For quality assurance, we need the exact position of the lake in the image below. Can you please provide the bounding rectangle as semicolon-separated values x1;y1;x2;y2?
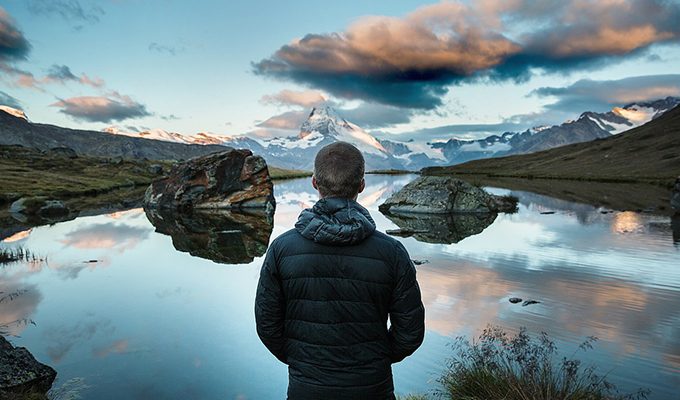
1;174;679;399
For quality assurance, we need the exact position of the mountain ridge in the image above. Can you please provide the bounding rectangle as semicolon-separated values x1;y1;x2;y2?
0;110;228;160
422;104;680;185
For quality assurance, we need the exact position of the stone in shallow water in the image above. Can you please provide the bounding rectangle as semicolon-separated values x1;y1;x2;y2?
143;149;275;212
509;297;523;304
383;212;497;244
379;176;517;214
0;336;56;395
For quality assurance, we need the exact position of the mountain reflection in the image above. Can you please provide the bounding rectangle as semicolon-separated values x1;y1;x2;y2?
382;212;497;244
144;209;273;264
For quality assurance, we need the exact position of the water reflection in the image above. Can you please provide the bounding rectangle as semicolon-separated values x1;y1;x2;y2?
144;209;273;264
0;175;679;399
382;212;497;244
0;277;41;337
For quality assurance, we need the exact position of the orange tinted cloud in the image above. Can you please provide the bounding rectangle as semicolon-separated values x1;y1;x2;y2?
254;0;680;109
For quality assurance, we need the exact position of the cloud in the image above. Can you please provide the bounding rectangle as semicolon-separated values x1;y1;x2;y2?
0;90;21;108
387;121;527;141
0;7;31;61
148;42;184;56
260;89;327;108
160;113;180;121
341;103;416;129
253;0;680;110
27;0;104;24
45;64;105;87
52;93;151;123
257;110;307;129
531;74;680;113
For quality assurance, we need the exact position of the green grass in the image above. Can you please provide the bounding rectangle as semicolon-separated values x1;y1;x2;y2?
268;166;312;180
422;326;649;400
0;145;169;204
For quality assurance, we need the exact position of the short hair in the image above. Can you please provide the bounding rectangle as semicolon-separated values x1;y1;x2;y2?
314;142;365;199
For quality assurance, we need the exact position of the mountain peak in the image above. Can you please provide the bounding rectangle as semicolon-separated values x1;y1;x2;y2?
0;105;28;121
299;104;350;139
308;104;342;121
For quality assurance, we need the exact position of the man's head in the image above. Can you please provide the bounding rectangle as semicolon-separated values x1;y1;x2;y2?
312;141;365;199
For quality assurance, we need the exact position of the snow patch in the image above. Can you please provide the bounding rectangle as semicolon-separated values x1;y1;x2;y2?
0;105;27;120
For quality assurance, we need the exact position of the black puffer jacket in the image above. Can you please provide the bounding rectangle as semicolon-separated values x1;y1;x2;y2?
255;197;425;400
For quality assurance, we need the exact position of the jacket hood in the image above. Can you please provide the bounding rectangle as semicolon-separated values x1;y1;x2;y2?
295;197;376;245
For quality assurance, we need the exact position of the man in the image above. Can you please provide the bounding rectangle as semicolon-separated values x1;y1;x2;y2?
255;141;425;399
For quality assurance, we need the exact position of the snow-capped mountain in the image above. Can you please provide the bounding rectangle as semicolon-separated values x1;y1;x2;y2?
417;96;680;164
504;96;680;156
103;126;236;146
96;97;680;170
222;106;404;170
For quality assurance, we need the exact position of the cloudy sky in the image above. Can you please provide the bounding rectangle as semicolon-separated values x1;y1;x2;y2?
1;0;679;141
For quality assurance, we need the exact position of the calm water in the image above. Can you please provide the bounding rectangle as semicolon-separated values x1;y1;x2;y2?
1;175;679;399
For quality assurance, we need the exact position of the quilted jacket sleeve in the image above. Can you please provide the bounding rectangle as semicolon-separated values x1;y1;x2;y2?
255;244;287;363
387;242;425;363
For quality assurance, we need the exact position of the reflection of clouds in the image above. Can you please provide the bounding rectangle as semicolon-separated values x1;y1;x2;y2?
415;253;680;386
0;275;42;336
612;212;644;234
45;318;114;363
106;208;144;220
60;222;151;252
93;339;129;358
1;228;32;243
417;262;511;336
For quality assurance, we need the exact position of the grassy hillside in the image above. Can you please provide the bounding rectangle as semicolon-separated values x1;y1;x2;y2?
0;145;167;204
0;145;310;206
424;105;680;186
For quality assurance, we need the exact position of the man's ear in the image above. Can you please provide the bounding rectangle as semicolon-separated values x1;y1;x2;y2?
358;178;365;194
312;176;318;190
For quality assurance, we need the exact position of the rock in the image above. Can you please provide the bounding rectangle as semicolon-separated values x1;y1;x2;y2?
148;164;164;175
379;176;517;214
671;177;680;213
44;146;77;159
37;200;69;217
143;149;275;212
411;259;429;265
522;300;540;306
540;211;556;215
9;197;69;217
509;297;523;304
144;208;273;264
385;228;429;237
383;212;497;244
0;336;56;395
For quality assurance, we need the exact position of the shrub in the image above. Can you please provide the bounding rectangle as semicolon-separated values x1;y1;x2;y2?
437;326;649;400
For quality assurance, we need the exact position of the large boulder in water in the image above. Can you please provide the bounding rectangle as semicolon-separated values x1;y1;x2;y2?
0;336;56;396
143;149;275;212
379;176;517;214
